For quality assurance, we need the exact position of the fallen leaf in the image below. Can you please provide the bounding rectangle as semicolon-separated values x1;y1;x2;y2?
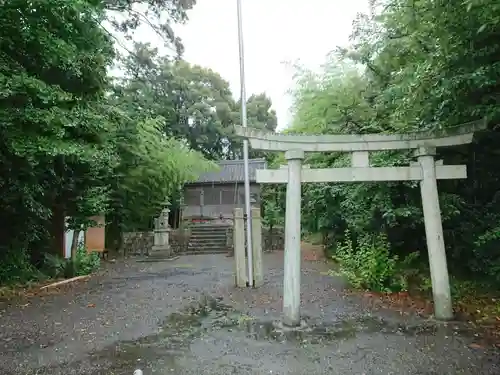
87;303;96;308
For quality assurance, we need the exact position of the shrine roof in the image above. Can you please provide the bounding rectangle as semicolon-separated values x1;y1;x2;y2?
187;158;267;185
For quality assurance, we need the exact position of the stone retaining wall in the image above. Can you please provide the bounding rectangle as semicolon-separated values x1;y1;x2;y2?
225;226;284;252
122;231;153;255
263;227;285;252
122;226;284;255
122;229;190;255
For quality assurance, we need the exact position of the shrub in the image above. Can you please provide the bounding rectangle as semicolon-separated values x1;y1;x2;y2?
73;244;101;276
332;229;410;292
0;248;42;285
43;253;69;278
43;245;100;278
472;225;500;283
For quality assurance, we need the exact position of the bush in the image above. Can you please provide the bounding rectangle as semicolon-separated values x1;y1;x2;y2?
43;245;101;279
0;248;42;285
43;253;69;279
472;225;500;283
73;245;101;276
331;229;412;292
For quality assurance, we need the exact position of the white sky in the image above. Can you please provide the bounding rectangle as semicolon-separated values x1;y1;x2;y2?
131;0;369;130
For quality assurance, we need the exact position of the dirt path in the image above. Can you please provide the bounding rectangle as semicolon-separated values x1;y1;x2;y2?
0;252;498;374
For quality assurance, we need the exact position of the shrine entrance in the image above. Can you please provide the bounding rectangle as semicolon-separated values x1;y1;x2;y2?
235;122;484;326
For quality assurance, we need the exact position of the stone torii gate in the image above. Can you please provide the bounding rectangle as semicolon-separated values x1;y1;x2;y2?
235;122;484;327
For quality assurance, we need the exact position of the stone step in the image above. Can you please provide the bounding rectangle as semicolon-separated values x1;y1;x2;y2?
189;226;231;232
189;234;228;241
189;245;227;248
187;242;228;248
190;232;227;237
188;243;228;250
189;234;227;239
188;241;227;247
190;230;229;236
189;231;228;237
189;238;227;243
185;224;231;255
189;233;229;237
189;223;232;228
179;249;229;255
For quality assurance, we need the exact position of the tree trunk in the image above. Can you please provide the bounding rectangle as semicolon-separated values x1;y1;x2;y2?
71;229;80;261
51;203;66;257
105;214;122;253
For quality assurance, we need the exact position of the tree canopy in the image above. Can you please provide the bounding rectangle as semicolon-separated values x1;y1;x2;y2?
285;0;500;287
0;0;277;283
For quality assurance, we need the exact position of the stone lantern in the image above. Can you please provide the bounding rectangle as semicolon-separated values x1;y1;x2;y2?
150;207;172;259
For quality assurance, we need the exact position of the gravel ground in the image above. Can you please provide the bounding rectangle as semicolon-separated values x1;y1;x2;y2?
0;252;498;375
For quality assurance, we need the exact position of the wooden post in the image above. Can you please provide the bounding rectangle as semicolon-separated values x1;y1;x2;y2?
251;207;263;287
233;208;246;287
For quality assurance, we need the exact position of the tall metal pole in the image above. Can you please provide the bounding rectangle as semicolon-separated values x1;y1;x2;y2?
236;0;254;286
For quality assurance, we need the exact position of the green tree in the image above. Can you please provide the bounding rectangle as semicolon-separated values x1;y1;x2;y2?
105;112;215;250
0;0;217;283
114;43;237;160
232;93;278;160
0;0;281;284
104;0;196;54
288;0;500;285
0;0;115;280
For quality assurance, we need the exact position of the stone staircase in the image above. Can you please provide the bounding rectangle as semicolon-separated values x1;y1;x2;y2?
184;223;231;255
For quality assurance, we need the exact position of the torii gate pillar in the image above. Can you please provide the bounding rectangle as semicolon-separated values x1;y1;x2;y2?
416;146;452;319
283;149;304;327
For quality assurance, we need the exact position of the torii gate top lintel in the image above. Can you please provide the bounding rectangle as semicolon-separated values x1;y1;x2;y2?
234;119;486;152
